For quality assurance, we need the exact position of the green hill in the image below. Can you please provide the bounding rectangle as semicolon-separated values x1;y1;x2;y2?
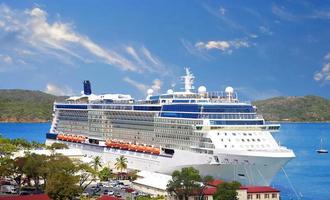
0;89;66;122
0;90;329;122
253;96;330;122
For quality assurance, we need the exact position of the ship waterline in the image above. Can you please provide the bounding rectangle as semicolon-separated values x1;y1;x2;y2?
46;68;295;186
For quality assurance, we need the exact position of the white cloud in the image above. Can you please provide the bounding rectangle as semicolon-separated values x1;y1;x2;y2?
123;77;163;94
259;26;273;36
0;55;12;64
195;39;250;54
324;52;330;61
219;7;226;15
272;4;330;22
0;4;168;74
123;77;148;94
313;72;323;81
272;5;297;22
151;79;162;93
45;83;74;96
180;38;211;60
196;41;230;51
314;57;330;83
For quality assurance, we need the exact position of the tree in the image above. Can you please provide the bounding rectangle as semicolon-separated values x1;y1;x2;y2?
167;167;202;200
46;172;81;200
213;181;241;200
91;156;102;172
22;153;47;191
98;167;113;181
47;142;68;150
115;155;127;172
77;163;97;192
127;170;138;181
0;143;17;157
10;138;32;150
115;155;128;179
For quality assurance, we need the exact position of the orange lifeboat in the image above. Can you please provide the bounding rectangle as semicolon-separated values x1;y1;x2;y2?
145;146;153;153
130;144;138;151
62;135;68;141
151;148;160;155
78;136;85;143
105;139;111;147
57;134;63;140
136;145;145;152
121;143;129;150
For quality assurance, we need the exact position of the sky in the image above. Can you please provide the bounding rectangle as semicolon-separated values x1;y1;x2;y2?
0;0;330;100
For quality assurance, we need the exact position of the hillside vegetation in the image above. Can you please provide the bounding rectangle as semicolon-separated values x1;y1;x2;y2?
0;90;329;122
0;89;66;122
253;96;330;122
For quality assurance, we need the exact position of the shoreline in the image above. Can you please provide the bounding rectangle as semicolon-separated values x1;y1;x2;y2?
1;120;330;124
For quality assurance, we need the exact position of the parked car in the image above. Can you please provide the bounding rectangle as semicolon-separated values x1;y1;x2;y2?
1;185;16;194
107;191;115;195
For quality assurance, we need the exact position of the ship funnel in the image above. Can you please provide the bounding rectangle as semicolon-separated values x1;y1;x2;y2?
83;80;92;95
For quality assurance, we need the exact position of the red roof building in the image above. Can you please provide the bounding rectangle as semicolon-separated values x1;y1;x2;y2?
188;180;280;200
0;194;50;200
97;195;123;200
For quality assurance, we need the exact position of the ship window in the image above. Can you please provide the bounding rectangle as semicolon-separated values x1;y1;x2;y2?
257;139;261;142
242;139;245;142
247;139;250;142
232;133;236;136
224;133;227;136
224;145;227;148
243;133;247;136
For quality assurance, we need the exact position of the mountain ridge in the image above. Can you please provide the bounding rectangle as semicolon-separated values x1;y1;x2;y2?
0;89;329;122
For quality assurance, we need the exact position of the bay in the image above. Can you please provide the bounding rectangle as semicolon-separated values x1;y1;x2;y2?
0;122;329;200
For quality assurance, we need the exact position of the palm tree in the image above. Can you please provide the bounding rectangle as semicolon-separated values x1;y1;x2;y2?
115;156;127;179
91;156;102;172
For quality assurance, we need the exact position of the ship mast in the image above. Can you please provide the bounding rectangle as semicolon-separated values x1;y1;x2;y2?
182;67;195;93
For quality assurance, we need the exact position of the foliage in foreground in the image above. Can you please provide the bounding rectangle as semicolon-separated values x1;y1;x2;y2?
0;136;96;200
213;181;241;200
167;167;213;200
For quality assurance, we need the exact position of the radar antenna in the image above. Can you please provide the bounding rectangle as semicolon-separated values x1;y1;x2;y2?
181;67;195;93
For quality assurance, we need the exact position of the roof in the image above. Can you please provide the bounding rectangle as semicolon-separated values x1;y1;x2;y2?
97;196;123;200
240;186;279;193
207;180;225;187
133;171;172;190
202;187;217;195
0;194;50;200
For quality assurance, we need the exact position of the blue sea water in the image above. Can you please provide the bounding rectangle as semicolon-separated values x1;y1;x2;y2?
0;122;329;200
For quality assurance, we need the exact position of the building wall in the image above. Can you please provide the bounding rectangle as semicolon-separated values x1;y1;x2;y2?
237;189;247;200
247;192;279;200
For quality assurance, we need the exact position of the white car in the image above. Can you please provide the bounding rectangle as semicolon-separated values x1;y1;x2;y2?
107;191;115;195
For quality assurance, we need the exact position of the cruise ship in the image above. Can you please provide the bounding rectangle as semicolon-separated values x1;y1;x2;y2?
46;68;295;186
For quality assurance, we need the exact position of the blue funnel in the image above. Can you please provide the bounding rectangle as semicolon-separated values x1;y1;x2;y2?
83;80;92;95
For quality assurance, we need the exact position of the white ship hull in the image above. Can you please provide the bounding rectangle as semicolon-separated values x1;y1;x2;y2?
46;139;293;186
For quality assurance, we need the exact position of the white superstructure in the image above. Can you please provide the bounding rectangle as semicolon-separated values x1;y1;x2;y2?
46;68;295;186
